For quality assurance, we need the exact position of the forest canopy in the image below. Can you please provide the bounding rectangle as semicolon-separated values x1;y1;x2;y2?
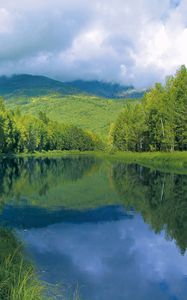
0;100;103;153
112;65;187;152
0;65;187;154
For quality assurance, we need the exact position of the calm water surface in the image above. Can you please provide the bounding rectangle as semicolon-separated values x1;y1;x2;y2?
0;156;187;300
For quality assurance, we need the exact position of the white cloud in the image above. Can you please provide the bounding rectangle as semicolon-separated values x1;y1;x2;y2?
0;8;14;33
0;0;187;87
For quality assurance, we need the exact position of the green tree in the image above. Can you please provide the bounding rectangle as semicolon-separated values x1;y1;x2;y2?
112;104;147;151
170;65;187;150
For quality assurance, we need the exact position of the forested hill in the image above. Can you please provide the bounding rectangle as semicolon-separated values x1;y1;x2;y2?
64;80;145;98
0;74;144;99
0;74;79;98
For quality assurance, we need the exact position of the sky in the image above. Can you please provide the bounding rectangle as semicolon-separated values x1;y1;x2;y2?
0;0;187;88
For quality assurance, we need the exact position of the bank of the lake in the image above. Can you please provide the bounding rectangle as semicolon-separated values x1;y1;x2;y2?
0;228;44;300
0;227;83;300
96;151;187;174
7;150;187;175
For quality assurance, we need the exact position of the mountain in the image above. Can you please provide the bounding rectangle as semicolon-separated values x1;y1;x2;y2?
0;74;79;98
0;74;145;99
65;80;145;98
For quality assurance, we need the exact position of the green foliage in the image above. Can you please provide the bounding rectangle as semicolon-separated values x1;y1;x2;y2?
112;65;187;152
2;65;187;153
112;104;147;151
0;228;44;300
0;100;104;154
0;225;83;299
92;151;187;174
0;107;20;154
6;94;133;137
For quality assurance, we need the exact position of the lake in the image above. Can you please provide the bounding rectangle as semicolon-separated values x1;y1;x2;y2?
0;156;187;300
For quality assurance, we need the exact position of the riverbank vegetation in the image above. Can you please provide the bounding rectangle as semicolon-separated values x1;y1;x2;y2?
7;150;186;174
0;227;83;299
0;228;44;300
86;151;187;174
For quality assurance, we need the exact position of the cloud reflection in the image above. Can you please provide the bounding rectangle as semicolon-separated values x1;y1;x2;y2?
18;214;187;300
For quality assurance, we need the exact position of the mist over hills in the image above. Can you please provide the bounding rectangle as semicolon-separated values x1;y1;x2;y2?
0;74;145;99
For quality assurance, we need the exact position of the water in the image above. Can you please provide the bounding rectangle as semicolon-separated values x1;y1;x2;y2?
0;156;187;300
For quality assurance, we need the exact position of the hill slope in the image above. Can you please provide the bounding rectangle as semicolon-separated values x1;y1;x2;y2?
0;74;79;98
2;74;141;137
7;94;133;137
0;74;144;99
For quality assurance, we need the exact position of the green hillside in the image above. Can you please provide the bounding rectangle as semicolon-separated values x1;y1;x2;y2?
6;94;136;137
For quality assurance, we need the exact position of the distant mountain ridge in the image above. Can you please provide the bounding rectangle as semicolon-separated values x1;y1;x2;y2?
0;74;79;98
65;80;145;98
0;74;145;99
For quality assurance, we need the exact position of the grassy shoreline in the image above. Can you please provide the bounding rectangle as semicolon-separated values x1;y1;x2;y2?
0;228;44;300
1;150;187;174
0;228;82;300
95;151;187;174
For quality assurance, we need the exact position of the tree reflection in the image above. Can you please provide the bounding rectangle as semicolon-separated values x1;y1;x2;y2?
0;156;98;206
112;163;187;254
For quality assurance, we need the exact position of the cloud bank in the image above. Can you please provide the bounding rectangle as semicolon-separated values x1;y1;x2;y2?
0;0;187;87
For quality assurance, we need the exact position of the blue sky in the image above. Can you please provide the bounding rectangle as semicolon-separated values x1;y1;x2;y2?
0;0;187;88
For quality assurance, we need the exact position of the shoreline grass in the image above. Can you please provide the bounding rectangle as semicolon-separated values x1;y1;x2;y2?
94;151;187;174
0;228;44;300
2;150;186;174
0;228;83;300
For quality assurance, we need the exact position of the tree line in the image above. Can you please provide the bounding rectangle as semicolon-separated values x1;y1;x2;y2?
112;65;187;152
0;65;186;154
0;100;103;154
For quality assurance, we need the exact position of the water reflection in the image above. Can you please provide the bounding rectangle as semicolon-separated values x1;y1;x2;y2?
112;163;187;253
0;205;131;228
0;156;99;209
0;156;187;300
18;214;187;300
